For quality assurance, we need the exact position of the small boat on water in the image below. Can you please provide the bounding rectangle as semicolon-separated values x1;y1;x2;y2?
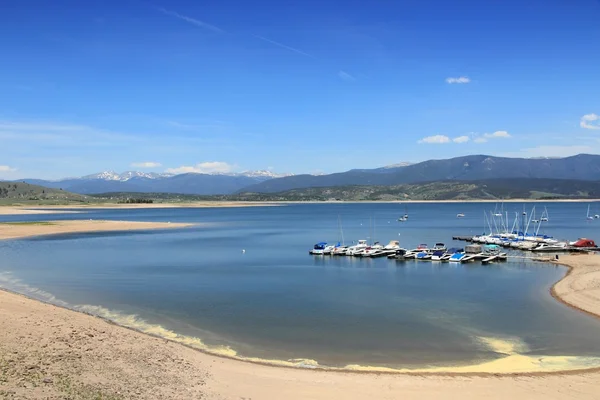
449;250;466;262
309;242;335;255
416;251;431;260
531;242;569;252
346;240;369;256
569;238;597;248
361;242;385;257
432;242;447;252
456;213;465;218
431;250;446;261
388;248;408;260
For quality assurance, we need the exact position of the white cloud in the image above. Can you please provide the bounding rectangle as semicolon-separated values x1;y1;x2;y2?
503;145;593;158
338;71;356;81
131;162;162;168
0;165;16;172
165;161;235;174
446;76;471;84
453;135;470;143
483;130;511;138
580;113;600;130
418;135;451;144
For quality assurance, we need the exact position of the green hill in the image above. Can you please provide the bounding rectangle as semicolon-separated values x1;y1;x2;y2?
0;181;93;205
91;178;600;202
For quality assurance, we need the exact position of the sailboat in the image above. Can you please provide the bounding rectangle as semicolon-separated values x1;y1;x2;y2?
332;215;349;255
540;207;549;222
587;204;594;220
398;204;408;222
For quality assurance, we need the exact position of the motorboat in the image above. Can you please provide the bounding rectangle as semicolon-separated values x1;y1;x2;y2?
388;248;408;260
361;243;385;257
332;245;349;256
456;213;465;218
432;242;447;252
380;240;401;256
309;242;334;255
449;252;466;262
431;250;445;261
345;240;369;256
416;251;431;260
569;238;597;248
531;242;569;252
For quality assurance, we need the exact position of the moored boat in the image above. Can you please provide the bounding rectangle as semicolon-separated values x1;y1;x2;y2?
309;242;334;255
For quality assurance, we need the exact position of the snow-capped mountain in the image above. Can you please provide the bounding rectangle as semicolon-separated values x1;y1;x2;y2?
77;170;292;181
81;171;174;181
234;170;293;178
20;169;290;195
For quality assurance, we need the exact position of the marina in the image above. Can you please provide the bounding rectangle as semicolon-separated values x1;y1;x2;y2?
310;204;599;264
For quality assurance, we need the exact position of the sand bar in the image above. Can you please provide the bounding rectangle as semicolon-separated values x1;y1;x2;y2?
0;219;194;240
1;220;600;398
0;207;81;215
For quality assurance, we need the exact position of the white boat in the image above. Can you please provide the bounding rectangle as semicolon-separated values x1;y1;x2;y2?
431;242;447;252
449;252;466;262
379;240;401;256
346;240;369;256
531;242;569;252
361;243;385;257
431;250;445;261
332;245;349;255
456;213;465;218
309;242;334;255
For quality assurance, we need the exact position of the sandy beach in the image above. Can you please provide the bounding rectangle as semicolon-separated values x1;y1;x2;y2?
1;221;600;399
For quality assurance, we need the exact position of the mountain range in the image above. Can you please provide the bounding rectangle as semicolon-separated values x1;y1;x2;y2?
19;170;290;195
240;154;600;193
10;154;600;195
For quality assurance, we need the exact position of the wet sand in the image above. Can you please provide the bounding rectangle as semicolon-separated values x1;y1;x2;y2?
1;220;600;399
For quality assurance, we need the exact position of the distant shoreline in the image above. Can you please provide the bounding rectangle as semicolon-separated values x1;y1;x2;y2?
1;198;600;215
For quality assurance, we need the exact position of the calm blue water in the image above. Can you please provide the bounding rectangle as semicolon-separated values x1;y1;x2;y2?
1;202;600;368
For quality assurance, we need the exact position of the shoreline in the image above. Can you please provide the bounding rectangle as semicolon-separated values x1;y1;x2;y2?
1;197;599;215
1;223;600;398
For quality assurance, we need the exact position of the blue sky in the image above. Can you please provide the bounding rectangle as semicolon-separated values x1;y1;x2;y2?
1;0;600;179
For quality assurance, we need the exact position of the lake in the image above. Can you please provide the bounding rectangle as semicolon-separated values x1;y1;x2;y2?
2;201;600;370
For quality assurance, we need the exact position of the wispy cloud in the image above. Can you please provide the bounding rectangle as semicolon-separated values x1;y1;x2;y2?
453;135;470;143
252;34;314;58
0;165;16;173
418;135;451;144
166;161;236;174
338;70;356;82
483;130;511;138
446;76;471;84
472;130;512;143
580;113;600;130
157;7;223;33
131;162;162;168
